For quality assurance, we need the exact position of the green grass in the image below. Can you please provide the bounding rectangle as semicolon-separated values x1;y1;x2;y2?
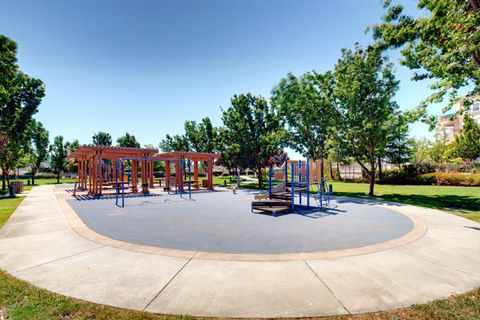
327;182;480;222
0;196;25;229
0;178;77;195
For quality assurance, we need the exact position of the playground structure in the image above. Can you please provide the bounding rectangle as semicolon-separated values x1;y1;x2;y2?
67;146;220;202
251;159;331;215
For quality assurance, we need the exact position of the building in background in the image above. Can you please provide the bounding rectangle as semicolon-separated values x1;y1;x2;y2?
438;98;480;143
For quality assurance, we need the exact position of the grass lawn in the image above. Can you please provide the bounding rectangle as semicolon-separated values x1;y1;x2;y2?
328;182;480;222
0;178;77;195
0;182;480;319
0;197;25;229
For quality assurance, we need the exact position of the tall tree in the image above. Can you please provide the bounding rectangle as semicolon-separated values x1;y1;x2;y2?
159;134;190;152
184;117;218;153
272;71;337;178
333;44;400;195
116;132;140;148
50;135;68;183
65;139;80;174
371;0;480;123
0;133;29;190
0;34;45;189
453;114;480;161
92;131;112;146
383;113;413;168
222;93;283;187
28;120;49;185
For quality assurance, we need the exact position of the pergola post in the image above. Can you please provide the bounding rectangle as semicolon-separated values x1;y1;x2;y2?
77;160;82;189
193;161;199;189
175;161;182;192
132;160;138;192
207;159;213;190
95;151;102;196
90;158;94;194
316;160;321;184
112;157;117;183
165;161;170;188
149;160;154;188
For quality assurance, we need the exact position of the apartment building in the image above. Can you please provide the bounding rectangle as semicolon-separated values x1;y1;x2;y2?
438;98;480;143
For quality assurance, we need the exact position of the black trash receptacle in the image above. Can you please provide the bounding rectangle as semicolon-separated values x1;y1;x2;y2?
9;185;16;197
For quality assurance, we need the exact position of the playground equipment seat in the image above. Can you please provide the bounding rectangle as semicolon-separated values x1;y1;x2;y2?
251;199;292;216
251;181;292;216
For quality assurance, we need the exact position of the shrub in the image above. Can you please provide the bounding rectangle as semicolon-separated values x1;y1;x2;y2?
420;172;480;187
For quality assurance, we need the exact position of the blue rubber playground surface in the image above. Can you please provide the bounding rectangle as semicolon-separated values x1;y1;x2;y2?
67;189;414;254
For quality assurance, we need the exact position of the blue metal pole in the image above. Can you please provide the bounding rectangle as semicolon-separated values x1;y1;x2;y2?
291;162;295;211
115;158;119;206
188;160;192;200
306;159;310;208
179;160;182;198
121;160;125;207
269;166;272;198
298;160;302;205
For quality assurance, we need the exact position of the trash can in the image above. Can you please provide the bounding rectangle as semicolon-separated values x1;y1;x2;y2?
141;183;149;194
9;185;16;197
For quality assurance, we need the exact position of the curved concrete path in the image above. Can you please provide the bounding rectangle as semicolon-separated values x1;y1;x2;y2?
0;185;479;317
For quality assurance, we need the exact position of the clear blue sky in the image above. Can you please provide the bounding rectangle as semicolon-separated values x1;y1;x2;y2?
1;0;437;155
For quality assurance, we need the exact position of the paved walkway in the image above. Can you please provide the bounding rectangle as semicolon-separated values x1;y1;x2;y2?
1;186;479;317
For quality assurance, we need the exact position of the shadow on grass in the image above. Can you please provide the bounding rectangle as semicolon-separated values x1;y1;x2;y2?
334;191;480;213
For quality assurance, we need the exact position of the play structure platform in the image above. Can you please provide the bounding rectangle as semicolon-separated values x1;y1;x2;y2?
251;160;331;216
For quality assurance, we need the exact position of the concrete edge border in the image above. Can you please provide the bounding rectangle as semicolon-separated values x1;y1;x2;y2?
56;190;428;262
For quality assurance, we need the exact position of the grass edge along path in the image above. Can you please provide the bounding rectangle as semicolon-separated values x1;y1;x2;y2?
0;185;479;319
328;182;480;223
0;196;25;229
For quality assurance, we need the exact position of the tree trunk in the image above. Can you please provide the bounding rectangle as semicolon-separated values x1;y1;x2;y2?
57;172;60;184
257;164;263;188
320;158;324;179
329;161;335;181
369;162;376;196
377;158;383;182
336;161;343;181
1;171;6;190
236;167;240;188
31;167;36;185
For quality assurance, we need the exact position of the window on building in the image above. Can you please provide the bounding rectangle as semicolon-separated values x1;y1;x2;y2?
472;101;480;112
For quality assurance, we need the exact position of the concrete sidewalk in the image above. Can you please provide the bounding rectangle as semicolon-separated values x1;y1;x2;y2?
0;185;479;317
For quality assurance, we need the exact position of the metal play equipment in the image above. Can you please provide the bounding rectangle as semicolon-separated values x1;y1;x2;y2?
251;159;332;215
115;157;195;207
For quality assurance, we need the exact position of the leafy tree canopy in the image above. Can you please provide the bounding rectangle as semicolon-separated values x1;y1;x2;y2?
159;134;190;152
221;93;283;187
453;114;480;161
0;35;45;148
28;120;49;184
92;131;112;146
116;132;140;148
272;71;337;177
334;44;400;195
370;0;480;124
50;135;68;183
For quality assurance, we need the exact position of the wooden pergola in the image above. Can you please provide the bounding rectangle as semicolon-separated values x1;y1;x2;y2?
68;145;220;196
154;151;220;191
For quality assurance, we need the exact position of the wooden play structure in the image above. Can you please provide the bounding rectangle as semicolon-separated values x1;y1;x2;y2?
67;145;219;198
251;159;331;216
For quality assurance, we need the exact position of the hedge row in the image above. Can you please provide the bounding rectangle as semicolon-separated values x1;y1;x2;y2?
418;172;480;187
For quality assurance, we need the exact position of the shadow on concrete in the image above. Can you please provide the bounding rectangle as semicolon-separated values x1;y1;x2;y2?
465;226;480;231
